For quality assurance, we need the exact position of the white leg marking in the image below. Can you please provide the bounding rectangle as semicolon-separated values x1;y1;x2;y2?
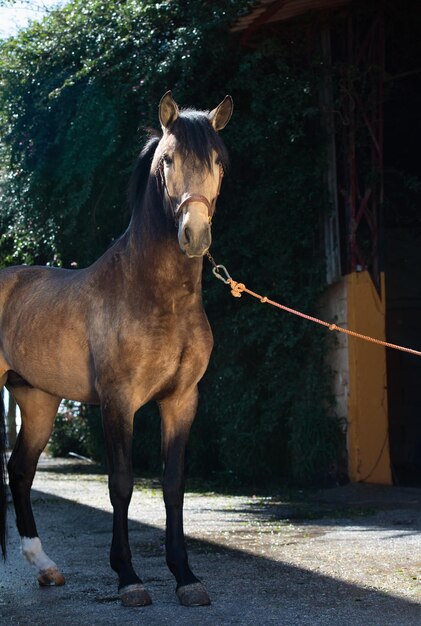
21;537;57;572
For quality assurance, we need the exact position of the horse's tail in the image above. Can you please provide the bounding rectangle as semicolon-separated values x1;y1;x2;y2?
0;390;7;559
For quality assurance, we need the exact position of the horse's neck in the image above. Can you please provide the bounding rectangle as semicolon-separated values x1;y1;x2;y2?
101;224;202;311
122;182;204;297
90;178;204;308
133;237;203;292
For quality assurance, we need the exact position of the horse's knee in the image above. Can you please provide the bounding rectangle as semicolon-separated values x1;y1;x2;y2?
7;455;35;492
109;470;133;505
162;474;183;507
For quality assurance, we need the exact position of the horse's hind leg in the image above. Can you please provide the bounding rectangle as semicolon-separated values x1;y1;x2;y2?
7;386;64;586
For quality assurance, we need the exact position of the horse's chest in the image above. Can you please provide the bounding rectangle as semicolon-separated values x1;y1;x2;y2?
145;314;211;374
101;309;213;402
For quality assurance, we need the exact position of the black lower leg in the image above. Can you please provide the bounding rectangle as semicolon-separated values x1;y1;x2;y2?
102;406;143;591
109;474;142;589
7;435;39;539
165;502;199;588
160;390;204;590
163;439;200;588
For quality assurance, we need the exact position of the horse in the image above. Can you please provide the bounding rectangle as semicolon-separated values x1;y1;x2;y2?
0;91;233;607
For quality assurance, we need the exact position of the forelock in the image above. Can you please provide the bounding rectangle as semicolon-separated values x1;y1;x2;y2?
168;109;229;170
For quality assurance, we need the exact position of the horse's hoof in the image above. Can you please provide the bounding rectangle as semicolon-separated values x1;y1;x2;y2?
176;582;211;607
37;567;66;587
119;583;152;607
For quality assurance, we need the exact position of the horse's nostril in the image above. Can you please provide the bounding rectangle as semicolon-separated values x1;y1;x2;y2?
180;223;211;256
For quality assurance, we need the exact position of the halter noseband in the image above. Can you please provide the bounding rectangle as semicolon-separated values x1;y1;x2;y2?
157;159;224;226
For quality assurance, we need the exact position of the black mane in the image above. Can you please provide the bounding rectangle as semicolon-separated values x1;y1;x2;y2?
127;134;160;213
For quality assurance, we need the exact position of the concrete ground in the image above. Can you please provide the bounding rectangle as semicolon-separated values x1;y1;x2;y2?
0;457;420;625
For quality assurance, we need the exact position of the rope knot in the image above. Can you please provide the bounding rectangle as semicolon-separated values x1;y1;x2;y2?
228;279;245;298
329;323;337;331
260;296;268;303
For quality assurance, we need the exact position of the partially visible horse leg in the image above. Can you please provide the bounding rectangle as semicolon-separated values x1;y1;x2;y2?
159;387;211;607
101;397;152;607
0;372;8;559
6;386;64;585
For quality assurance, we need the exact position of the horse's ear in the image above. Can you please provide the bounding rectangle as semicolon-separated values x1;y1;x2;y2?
209;95;233;131
159;91;180;129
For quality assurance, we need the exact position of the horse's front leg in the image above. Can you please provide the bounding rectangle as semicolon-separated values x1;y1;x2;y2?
101;398;152;607
159;387;211;607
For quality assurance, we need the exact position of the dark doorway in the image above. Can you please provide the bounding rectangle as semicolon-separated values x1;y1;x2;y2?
385;228;421;485
384;3;421;485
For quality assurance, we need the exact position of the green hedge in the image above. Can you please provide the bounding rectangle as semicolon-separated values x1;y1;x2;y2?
49;403;92;459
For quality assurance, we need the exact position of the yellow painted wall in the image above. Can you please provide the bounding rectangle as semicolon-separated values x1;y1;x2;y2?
347;271;392;484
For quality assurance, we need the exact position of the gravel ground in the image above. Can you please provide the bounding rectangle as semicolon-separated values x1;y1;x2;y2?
1;457;420;625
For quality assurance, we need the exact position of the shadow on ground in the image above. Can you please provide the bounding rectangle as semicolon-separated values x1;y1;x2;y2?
1;461;420;625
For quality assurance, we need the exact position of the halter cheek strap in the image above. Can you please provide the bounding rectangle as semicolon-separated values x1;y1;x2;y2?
157;161;224;225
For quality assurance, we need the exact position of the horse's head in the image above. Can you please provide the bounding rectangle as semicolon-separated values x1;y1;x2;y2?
154;91;233;258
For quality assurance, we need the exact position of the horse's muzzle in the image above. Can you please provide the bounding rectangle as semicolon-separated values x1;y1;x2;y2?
179;222;212;258
178;200;212;257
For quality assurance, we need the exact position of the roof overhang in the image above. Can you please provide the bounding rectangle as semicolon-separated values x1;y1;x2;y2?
232;0;351;42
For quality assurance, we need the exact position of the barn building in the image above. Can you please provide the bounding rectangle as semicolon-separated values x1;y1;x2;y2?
232;0;421;485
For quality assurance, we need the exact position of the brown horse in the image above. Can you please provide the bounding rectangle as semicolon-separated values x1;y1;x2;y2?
0;91;233;607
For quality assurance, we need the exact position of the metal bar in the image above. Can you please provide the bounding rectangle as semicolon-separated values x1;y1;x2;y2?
353;90;381;155
347;13;358;273
354;188;372;228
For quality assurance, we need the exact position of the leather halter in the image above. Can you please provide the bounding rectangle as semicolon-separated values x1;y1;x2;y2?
157;159;224;225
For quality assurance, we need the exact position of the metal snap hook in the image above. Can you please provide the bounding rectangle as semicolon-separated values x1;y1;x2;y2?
212;264;232;285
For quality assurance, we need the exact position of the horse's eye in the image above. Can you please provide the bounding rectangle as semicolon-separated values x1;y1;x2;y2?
163;154;173;166
215;157;221;166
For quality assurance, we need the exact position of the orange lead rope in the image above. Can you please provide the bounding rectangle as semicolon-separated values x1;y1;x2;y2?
207;254;421;358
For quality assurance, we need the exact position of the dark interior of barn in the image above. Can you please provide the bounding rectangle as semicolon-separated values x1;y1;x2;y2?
383;0;421;486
